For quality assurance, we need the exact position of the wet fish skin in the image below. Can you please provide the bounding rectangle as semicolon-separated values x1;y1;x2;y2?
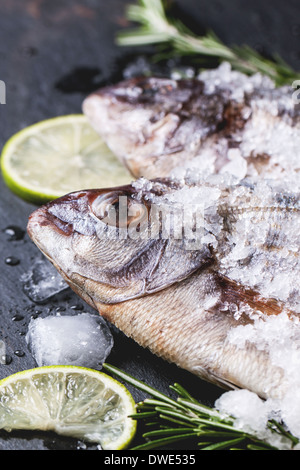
83;66;300;181
27;178;298;399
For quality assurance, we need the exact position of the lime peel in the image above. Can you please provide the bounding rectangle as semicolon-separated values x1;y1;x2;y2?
1;115;133;204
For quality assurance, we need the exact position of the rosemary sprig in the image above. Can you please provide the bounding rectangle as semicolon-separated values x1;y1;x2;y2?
116;0;300;86
103;363;298;451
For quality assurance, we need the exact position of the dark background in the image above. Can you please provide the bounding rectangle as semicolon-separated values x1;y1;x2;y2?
0;0;299;450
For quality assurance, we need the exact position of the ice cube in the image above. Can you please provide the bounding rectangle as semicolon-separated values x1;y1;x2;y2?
21;258;69;303
25;313;114;369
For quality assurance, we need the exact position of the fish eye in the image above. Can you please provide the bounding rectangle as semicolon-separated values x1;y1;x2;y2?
91;192;149;229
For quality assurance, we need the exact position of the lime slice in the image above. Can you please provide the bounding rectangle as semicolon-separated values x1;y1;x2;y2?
0;365;137;449
1;115;133;204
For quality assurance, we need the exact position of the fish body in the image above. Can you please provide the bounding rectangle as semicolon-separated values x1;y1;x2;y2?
82;63;300;182
27;175;300;399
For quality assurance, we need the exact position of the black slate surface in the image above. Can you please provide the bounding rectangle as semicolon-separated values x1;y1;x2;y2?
0;0;299;451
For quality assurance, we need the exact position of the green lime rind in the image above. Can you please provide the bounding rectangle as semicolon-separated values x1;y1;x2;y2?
0;365;137;450
0;114;133;205
1;115;83;204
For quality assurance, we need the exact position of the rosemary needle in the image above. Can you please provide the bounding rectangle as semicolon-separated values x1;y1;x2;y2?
103;363;298;450
116;0;300;86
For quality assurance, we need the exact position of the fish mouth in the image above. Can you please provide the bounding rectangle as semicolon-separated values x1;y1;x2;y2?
28;205;73;240
27;208;98;311
27;191;84;246
27;191;100;309
27;203;72;274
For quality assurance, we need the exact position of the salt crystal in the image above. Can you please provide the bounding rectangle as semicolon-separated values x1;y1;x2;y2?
26;313;113;369
220;148;248;180
170;66;195;80
122;56;152;79
216;178;300;312
240;111;300;177
198;62;275;101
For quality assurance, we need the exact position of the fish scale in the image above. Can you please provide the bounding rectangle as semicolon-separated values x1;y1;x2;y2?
27;171;299;400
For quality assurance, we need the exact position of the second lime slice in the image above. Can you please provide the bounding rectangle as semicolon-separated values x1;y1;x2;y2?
1;114;134;204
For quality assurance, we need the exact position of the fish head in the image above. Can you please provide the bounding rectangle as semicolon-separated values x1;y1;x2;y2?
82;76;226;178
27;179;213;308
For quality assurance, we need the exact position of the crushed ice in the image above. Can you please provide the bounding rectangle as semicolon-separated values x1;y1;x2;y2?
180;62;300;181
214;389;292;450
198;61;275;100
165;174;299;312
26;313;114;369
